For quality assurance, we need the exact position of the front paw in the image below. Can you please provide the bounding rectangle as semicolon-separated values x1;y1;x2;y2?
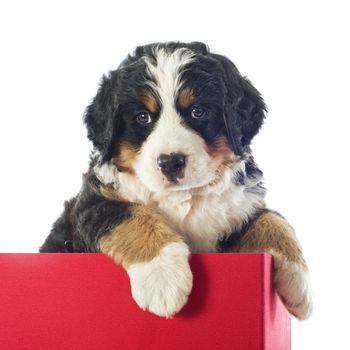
273;257;313;320
126;242;193;318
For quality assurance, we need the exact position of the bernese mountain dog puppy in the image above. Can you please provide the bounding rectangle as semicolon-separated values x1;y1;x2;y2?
40;42;313;320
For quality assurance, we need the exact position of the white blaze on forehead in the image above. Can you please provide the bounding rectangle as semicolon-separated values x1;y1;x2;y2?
142;47;198;155
144;47;195;107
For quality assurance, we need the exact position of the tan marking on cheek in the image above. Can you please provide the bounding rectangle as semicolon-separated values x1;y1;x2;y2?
99;205;181;266
207;137;238;169
178;88;195;109
112;144;139;174
234;212;307;269
142;93;158;113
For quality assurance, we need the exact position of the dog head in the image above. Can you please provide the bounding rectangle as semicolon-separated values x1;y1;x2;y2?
85;42;266;192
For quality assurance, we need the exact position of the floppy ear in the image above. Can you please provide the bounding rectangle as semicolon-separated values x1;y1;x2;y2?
84;71;120;163
212;54;266;155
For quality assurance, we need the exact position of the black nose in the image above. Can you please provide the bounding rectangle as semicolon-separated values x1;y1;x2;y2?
157;153;186;182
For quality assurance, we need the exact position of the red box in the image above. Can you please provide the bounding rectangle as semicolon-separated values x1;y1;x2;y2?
0;253;290;349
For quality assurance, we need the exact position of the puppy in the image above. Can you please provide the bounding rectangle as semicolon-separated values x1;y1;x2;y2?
40;42;313;320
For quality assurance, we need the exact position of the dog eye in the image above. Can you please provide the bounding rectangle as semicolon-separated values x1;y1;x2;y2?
191;106;206;119
136;111;152;124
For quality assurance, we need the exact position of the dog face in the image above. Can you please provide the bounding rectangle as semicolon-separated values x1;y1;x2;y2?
85;42;266;192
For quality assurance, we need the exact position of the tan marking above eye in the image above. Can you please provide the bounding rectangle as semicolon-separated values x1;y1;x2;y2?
178;88;195;109
142;93;158;114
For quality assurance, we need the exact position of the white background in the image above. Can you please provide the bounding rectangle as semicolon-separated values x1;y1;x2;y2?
1;1;349;348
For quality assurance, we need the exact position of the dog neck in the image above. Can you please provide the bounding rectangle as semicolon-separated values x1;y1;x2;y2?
93;159;266;252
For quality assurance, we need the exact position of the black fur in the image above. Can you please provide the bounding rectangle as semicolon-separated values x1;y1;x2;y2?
40;41;266;254
40;198;76;252
40;172;133;253
84;72;120;163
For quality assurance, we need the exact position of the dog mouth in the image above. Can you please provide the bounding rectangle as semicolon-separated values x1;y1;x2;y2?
159;168;185;185
135;151;225;193
157;166;220;192
159;176;185;190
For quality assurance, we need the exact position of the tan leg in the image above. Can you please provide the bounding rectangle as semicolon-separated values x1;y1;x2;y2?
99;204;192;318
235;211;313;320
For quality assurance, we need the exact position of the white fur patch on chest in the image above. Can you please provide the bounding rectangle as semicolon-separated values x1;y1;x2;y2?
153;172;263;252
114;167;264;253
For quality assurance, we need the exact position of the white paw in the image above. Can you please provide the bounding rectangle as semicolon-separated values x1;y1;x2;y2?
273;257;313;320
126;242;193;318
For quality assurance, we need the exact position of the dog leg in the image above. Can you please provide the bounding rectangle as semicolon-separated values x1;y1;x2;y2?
99;204;192;318
235;211;313;320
